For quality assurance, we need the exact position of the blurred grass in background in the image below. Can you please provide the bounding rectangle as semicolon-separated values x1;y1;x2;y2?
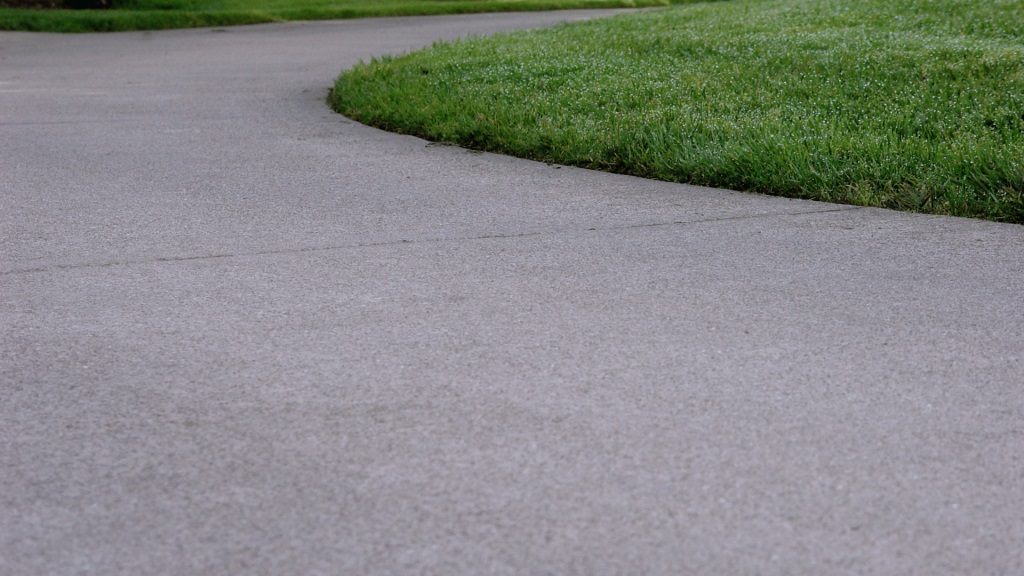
0;0;682;32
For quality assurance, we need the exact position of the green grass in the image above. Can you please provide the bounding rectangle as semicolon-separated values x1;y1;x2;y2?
332;0;1024;223
0;0;679;32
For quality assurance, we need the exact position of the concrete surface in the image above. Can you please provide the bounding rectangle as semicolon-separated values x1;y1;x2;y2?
2;11;1023;575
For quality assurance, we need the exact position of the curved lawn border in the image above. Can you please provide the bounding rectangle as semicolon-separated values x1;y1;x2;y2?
332;0;1024;224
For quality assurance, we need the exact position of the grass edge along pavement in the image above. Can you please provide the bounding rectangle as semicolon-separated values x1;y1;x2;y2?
0;0;681;32
331;0;1024;224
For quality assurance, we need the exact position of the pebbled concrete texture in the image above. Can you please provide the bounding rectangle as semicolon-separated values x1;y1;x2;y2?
2;11;1023;575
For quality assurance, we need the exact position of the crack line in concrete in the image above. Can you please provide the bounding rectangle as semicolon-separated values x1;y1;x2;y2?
1;206;860;276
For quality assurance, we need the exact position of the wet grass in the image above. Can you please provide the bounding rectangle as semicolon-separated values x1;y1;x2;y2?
332;0;1024;223
0;0;682;32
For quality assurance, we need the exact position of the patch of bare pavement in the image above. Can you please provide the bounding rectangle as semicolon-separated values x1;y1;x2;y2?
2;11;1022;575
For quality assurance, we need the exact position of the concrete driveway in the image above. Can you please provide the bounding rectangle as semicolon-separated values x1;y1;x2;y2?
2;11;1022;575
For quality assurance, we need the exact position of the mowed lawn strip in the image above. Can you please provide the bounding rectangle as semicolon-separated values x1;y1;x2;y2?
332;0;1024;223
0;0;686;32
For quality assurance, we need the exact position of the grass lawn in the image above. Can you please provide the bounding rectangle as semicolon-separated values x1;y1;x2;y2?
0;0;681;32
332;0;1024;224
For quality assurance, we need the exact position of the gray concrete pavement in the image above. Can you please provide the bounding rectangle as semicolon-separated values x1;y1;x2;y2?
2;12;1023;575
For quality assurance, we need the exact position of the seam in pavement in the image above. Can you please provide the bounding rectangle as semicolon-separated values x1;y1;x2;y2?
0;117;251;127
1;206;860;277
